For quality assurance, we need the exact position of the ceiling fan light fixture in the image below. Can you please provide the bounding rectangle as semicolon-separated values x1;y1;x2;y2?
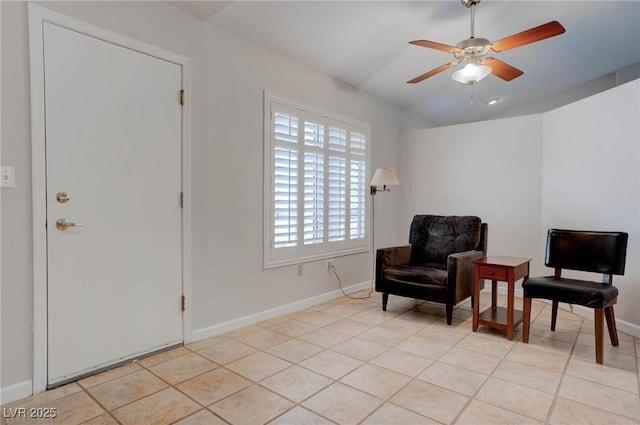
451;63;491;85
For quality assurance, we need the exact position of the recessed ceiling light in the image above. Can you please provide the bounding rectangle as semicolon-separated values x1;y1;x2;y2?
487;98;501;105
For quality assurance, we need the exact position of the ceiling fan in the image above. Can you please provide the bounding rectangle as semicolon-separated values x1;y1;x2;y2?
407;0;566;85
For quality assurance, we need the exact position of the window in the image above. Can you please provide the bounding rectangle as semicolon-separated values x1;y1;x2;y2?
264;94;370;268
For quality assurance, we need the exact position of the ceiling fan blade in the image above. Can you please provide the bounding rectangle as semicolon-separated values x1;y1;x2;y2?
407;62;457;84
491;21;566;53
409;40;460;54
483;58;523;81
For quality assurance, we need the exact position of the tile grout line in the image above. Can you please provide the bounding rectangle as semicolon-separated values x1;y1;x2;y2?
544;324;581;425
450;301;549;424
77;387;122;425
91;349;218;423
137;350;230;423
6;293;638;425
240;299;434;424
181;330;342;424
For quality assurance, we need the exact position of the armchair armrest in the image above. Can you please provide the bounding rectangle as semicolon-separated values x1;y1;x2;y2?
378;245;412;268
375;245;411;290
448;250;485;302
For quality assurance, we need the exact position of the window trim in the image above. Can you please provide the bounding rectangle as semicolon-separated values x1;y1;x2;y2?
263;92;371;269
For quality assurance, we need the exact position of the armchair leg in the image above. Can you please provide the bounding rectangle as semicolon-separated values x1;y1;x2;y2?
522;297;532;343
551;301;559;332
382;293;389;311
604;306;619;347
445;304;453;325
594;308;604;364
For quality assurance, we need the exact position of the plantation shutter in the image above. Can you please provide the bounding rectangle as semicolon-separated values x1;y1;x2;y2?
265;95;370;268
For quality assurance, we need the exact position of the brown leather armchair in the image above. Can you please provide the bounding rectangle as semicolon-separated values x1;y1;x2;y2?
376;215;487;324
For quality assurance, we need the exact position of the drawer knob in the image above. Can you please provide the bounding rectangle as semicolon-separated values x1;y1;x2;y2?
489;271;494;275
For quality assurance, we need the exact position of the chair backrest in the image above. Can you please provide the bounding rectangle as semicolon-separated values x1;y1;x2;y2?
409;215;483;264
545;229;628;275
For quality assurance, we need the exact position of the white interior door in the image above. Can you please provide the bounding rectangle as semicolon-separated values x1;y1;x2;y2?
44;22;183;385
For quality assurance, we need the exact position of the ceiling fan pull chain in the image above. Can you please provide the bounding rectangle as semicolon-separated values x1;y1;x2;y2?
470;84;475;105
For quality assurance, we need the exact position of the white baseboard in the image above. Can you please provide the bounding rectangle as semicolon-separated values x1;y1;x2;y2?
562;303;640;339
0;380;33;405
192;280;372;341
487;287;640;339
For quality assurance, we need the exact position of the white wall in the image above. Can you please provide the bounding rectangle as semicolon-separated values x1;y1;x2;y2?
541;80;640;325
399;81;640;330
1;1;34;394
485;63;640;124
486;74;617;122
0;0;427;394
399;115;544;271
191;22;417;330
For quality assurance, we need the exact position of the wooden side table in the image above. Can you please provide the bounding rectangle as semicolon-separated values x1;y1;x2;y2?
472;256;531;340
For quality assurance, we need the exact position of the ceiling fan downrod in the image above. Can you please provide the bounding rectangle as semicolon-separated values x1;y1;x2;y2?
461;0;481;38
454;0;490;64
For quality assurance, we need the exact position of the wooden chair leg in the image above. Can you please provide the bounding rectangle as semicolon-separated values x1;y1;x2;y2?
594;308;604;364
604;306;619;347
522;297;532;343
382;293;389;311
551;301;559;331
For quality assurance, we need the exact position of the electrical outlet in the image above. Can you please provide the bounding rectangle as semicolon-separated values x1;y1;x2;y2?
296;264;303;277
326;259;334;271
1;166;15;188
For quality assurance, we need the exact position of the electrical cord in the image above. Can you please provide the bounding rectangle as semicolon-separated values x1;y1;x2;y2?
331;191;376;300
332;263;372;300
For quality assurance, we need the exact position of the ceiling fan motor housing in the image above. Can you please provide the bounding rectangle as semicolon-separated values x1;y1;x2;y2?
454;38;491;63
456;37;491;49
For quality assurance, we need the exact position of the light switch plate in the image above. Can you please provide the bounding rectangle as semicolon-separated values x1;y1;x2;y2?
1;166;16;188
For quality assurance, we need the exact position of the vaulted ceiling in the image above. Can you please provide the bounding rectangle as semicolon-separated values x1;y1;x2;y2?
171;1;640;126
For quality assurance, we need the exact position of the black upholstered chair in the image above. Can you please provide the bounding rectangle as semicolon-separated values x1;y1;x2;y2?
376;215;487;325
522;229;628;364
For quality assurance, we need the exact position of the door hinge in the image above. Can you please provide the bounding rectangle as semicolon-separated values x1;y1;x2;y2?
180;192;184;208
181;295;186;311
180;90;184;106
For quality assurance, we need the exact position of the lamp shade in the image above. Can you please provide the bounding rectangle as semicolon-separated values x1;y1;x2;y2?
451;63;491;85
370;167;400;187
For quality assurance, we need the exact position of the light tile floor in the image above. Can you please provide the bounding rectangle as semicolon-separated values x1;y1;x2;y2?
3;292;639;425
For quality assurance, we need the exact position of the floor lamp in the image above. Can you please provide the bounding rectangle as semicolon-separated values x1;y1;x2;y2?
367;167;400;297
335;167;400;299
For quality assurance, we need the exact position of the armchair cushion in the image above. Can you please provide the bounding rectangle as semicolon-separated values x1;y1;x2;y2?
410;215;482;265
384;263;447;286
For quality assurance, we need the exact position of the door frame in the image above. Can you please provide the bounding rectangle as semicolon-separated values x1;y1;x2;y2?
28;4;192;393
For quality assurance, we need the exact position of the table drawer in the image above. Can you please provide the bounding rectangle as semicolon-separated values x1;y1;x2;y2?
478;265;508;280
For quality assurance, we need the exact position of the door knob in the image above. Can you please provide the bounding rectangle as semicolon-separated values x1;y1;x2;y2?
56;218;84;231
